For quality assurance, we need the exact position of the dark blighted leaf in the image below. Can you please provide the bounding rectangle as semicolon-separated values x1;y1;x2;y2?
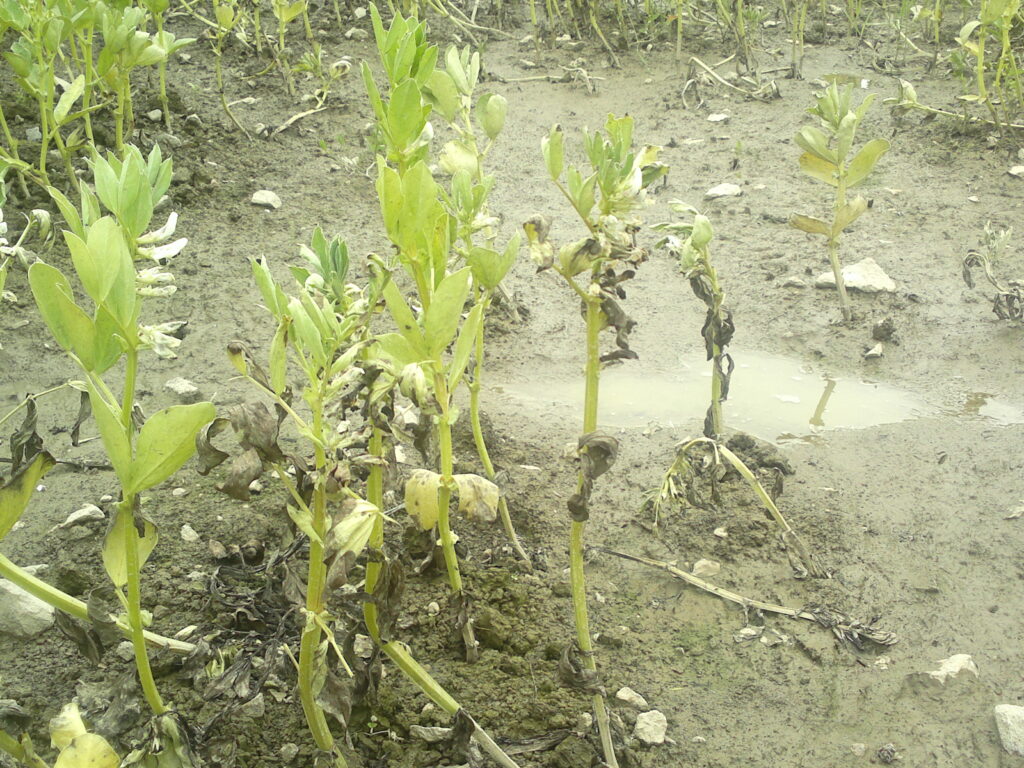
217;448;264;501
9;398;42;473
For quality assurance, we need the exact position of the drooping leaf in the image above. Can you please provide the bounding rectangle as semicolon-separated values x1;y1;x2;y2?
382;280;426;354
404;469;440;530
453;473;499;522
0;451;56;541
789;213;831;237
542;124;564;180
28;261;97;365
129;402;216;493
798;153;838;186
832;196;868;236
102;501;158;588
86;382;131;487
794;126;834;164
53;74;86;126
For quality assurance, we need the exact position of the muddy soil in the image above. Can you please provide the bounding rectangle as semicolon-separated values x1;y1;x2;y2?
2;4;1024;768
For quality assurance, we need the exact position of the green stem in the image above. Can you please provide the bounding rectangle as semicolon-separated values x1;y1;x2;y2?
0;729;48;768
0;552;196;654
572;295;618;768
830;173;852;322
155;14;171;129
81;30;95;145
363;427;385;641
297;384;336;753
468;298;531;567
122;495;166;715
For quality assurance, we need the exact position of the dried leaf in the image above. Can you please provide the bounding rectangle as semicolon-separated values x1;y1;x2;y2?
9;399;42;473
217;448;264;500
453;474;499;523
405;469;441;530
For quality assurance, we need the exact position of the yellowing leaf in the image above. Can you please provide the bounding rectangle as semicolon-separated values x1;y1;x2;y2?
832;196;868;236
0;451;56;540
102;501;158;588
453;474;499;523
129;402;216;493
789;214;831;237
54;733;120;768
405;469;441;530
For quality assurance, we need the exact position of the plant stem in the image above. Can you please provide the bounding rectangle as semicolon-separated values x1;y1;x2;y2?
0;553;196;654
0;729;48;768
830;172;852;322
468;297;531;567
297;384;336;754
572;294;618;768
122;496;167;715
363;426;385;640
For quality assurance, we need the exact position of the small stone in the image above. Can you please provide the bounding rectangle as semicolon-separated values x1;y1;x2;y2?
146;109;163;122
50;504;105;532
154;132;182;149
704;182;743;199
576;712;593;732
248;479;264;494
184;113;203;129
279;743;299;761
713;527;728;538
180;524;200;543
177;52;192;64
872;317;897;341
164;377;200;403
994;705;1024;756
26;126;42;142
707;113;729;122
1008;165;1024;178
633;710;668;745
100;494;114;503
782;276;807;288
692;736;706;743
850;743;866;756
967;195;980;203
863;343;884;359
409;725;451;743
353;634;374;659
426;601;440;616
353;6;366;17
345;27;368;40
116;640;135;661
172;487;189;498
927;654;978;683
615;686;649;710
0;575;55;638
251;190;282;210
691;559;720;577
814;257;896;293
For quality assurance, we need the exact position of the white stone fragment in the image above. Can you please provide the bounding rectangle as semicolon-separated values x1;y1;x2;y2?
251;190;282;209
692;559;720;577
704;182;743;199
713;527;728;538
994;705;1024;756
927;654;978;683
615;686;649;710
50;504;105;532
117;640;135;661
165;376;200;403
172;487;190;498
146;109;163;122
0;570;55;638
864;343;884;359
633;710;668;745
353;634;374;659
733;626;763;642
180;524;201;543
814;257;896;293
1008;166;1024;178
707;113;729;122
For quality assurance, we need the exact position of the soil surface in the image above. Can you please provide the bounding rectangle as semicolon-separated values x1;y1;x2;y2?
2;4;1024;768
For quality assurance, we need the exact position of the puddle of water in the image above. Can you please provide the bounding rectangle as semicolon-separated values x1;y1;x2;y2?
498;350;1023;441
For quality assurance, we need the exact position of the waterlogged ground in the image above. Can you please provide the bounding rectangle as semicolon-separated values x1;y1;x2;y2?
2;6;1024;768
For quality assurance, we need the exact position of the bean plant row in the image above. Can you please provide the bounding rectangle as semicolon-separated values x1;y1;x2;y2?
0;1;953;767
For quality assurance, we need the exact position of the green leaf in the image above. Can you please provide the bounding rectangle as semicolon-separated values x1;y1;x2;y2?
28;262;97;365
423;69;460;123
53;74;85;125
424;267;470;357
447;302;482;391
47;185;84;240
129;402;216;493
102;501;158;588
445;45;470;95
286;503;322;546
87;382;132;487
798;152;838;186
387;79;428;151
789;213;831;237
466;235;519;290
475;92;507;141
835;112;858;164
251;257;282;317
65;217;133;319
542;125;564;180
794;126;835;164
269;320;288;396
832;196;868;236
382;280;426;354
286;297;325;366
376;332;424;369
0;451;56;541
53;733;120;768
846;138;890;187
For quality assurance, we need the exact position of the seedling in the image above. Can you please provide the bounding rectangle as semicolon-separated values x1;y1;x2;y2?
526;114;667;768
654;203;733;438
211;0;252;139
962;222;1022;321
790;82;890;322
27;157;214;720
